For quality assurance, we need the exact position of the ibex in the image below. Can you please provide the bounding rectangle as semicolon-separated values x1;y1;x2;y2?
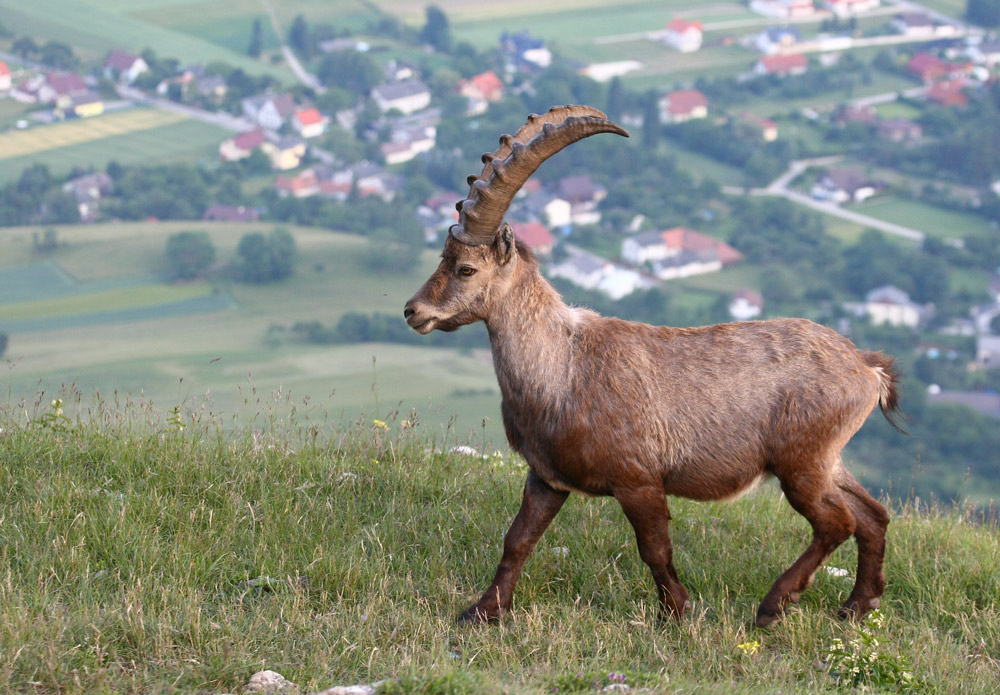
404;106;902;628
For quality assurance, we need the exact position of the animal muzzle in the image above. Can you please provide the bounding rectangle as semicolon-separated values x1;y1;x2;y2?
403;299;437;334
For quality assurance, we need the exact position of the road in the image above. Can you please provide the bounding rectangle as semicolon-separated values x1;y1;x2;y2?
258;0;325;93
725;156;926;243
117;85;256;132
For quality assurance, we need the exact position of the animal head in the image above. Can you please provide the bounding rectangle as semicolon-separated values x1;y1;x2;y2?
404;105;628;334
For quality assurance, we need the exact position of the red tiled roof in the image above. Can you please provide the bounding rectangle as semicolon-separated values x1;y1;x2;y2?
661;227;743;265
0;61;10;77
105;49;141;71
472;71;503;100
233;129;266;151
907;53;949;81
668;18;703;33
759;54;807;74
295;107;324;125
47;72;88;95
928;79;968;107
665;88;708;115
513;221;555;250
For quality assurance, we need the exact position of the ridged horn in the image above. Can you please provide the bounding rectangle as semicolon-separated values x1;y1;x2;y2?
449;105;629;246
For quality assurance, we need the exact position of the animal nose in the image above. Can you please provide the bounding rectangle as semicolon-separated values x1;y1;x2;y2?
404;306;415;320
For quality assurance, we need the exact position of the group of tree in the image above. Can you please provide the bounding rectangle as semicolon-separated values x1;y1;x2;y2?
164;228;297;284
0;165;79;226
967;0;1000;26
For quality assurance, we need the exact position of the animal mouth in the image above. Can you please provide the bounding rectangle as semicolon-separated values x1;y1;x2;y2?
408;316;436;334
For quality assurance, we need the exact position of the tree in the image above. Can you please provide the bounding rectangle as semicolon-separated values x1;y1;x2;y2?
248;17;263;58
641;90;660;150
166;231;216;280
317;50;381;93
235;228;298;283
40;41;76;69
420;5;452;53
289;14;310;57
606;77;625;121
0;332;7;360
12;36;38;59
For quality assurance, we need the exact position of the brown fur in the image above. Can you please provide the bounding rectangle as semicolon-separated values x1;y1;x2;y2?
405;228;900;629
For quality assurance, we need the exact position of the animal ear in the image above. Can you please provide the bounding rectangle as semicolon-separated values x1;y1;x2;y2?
495;222;516;266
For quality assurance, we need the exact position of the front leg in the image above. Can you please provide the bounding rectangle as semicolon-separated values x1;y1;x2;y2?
459;470;568;624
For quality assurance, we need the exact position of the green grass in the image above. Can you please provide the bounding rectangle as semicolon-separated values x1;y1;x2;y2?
0;117;231;183
874;101;924;120
851;196;998;241
0;0;289;77
669;146;747;187
0;283;212;320
1;404;998;694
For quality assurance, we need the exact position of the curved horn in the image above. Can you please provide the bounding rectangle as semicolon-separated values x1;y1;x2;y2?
450;105;629;246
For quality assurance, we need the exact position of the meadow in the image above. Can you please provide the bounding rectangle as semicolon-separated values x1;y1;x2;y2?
0;222;506;442
0;403;998;694
0;113;230;183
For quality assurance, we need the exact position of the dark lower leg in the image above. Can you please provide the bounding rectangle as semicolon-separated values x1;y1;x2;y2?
837;472;889;619
756;485;855;627
459;470;568;624
615;485;689;620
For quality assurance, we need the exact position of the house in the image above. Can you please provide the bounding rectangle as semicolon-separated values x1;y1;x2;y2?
826;0;880;17
63;172;112;222
663;18;703;53
729;290;764;320
261;136;307;171
500;31;552;71
548;250;644;299
203;204;260;222
737;111;778;141
622;227;743;279
927;78;968;107
971;38;1000;67
219;129;267;162
555;174;607;225
291;108;329;139
511;221;555;256
976;334;1000;368
877;118;922;142
893;12;934;37
37;72;90;105
518;191;572;230
104;50;149;84
197;75;228;99
658;89;708;123
754;53;808;76
811;168;880;203
0;61;11;91
755;26;802;55
371;80;431;115
907;53;948;82
69;94;104;119
381;125;436;165
863;285;933;327
749;0;816;19
458;71;504;114
242;93;298;131
836;104;878;125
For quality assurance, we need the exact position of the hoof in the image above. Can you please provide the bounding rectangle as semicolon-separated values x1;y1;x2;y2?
457;605;501;625
838;596;879;621
754;607;784;629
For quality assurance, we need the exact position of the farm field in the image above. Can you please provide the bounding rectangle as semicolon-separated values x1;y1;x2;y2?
0;114;230;183
851;195;998;241
0;0;289;77
0;222;507;442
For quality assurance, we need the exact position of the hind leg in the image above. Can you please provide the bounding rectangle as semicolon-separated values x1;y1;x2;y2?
756;468;856;628
835;468;889;620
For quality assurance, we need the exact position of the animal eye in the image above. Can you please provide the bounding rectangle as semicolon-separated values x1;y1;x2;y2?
459;266;477;277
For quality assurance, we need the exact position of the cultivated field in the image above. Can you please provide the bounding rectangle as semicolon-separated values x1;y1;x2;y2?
0;222;506;442
0;114;231;183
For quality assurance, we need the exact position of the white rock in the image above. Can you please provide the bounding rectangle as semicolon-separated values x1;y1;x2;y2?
245;670;299;694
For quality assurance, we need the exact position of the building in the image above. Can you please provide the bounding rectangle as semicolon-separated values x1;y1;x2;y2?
219;129;267;162
755;26;802;55
548;250;644;299
663;18;703;53
749;0;816;19
104;50;149;84
976;334;1000;369
381;125;436;165
242;93;298;131
754;53;808;76
862;285;932;328
729;290;764;320
737;111;778;141
0;61;11;92
500;31;552;71
511;221;555;256
877;118;922;143
827;0;881;17
926;387;1000;419
658;89;708;123
811;168;881;203
927;79;968;107
893;12;935;36
62;172;113;222
291;108;328;139
458;71;504;114
261;136;307;171
371;80;431;115
622;227;742;279
907;53;951;82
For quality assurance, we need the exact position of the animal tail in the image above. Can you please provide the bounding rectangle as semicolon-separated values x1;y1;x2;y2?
862;351;908;435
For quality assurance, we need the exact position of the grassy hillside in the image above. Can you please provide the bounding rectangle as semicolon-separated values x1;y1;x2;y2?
1;403;998;694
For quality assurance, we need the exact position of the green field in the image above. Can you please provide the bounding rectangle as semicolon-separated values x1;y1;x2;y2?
0;222;507;442
0;0;290;77
0;116;230;183
852;196;998;241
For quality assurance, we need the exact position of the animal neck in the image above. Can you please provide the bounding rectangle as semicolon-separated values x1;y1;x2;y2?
484;249;578;405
